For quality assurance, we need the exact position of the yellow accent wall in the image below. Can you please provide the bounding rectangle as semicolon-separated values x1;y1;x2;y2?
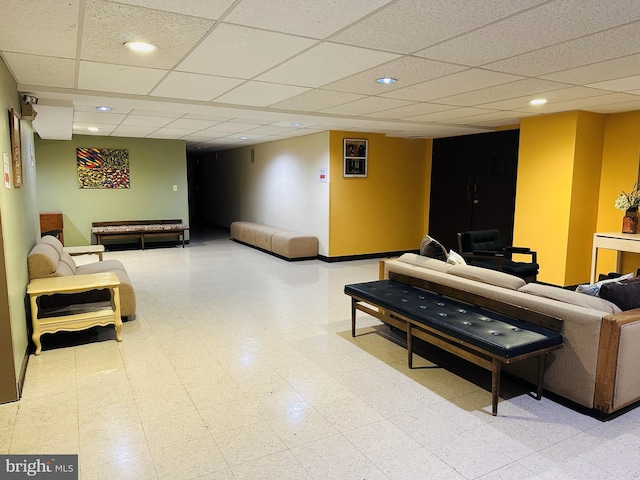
329;131;431;257
595;111;640;276
515;111;604;286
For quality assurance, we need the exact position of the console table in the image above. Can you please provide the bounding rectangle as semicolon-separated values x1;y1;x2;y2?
27;272;122;355
591;232;640;283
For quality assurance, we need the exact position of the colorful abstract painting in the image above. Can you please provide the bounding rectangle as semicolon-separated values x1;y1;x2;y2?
77;148;130;189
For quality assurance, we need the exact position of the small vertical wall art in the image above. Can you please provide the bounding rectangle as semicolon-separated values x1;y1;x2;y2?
77;147;130;188
9;108;22;187
343;138;367;178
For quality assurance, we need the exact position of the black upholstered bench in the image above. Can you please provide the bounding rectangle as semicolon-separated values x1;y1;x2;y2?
344;279;563;415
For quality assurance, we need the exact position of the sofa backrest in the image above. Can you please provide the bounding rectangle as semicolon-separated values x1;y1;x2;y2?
27;235;77;280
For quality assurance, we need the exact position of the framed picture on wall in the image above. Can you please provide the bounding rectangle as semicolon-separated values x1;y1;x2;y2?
343;138;367;178
9;108;22;187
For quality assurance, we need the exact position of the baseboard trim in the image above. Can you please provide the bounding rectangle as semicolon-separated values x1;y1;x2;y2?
17;343;29;399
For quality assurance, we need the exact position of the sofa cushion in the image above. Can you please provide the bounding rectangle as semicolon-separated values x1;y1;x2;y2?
27;243;63;278
519;283;621;314
419;235;448;261
397;253;450;273
448;264;525;290
599;277;640;311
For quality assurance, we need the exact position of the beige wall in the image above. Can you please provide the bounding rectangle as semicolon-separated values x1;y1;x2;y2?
0;56;40;402
35;135;189;246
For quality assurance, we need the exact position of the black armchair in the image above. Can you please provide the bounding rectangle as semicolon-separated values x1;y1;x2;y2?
456;229;539;283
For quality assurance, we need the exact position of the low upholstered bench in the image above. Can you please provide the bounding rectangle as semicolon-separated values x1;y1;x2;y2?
91;220;189;250
345;279;563;415
230;221;318;260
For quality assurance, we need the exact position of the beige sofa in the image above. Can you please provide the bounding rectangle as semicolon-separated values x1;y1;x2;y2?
380;253;640;417
230;221;318;259
27;236;136;318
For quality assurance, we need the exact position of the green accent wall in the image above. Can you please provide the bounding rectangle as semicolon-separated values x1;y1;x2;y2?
35;135;189;246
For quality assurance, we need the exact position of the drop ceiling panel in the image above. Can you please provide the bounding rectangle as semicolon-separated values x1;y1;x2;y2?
112;0;237;19
366;103;456;119
0;0;79;57
257;43;399;87
215;81;309;107
121;115;174;127
74;111;127;125
81;0;214;69
416;0;640;66
165;118;220;129
485;21;640;77
321;56;467;95
224;0;393;38
383;69;524;102
3;53;75;88
477;86;616;110
112;125;159;136
78;61;167;94
205;122;257;133
150;72;244;101
270;90;366;111
406;107;499;122
541;53;640;85
176;23;316;78
516;92;640;114
588;75;640;92
330;0;546;54
321;97;414;115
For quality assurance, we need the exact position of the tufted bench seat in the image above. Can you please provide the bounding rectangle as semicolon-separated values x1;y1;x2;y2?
230;221;318;260
345;279;563;415
91;220;189;250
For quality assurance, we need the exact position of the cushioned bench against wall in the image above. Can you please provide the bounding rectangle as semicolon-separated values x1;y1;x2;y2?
230;221;318;260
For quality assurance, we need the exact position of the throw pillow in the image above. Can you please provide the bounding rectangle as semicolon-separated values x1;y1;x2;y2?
599;276;640;311
575;272;634;296
419;235;448;261
446;249;466;265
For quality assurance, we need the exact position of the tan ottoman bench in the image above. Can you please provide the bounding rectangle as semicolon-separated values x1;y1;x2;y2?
229;221;318;260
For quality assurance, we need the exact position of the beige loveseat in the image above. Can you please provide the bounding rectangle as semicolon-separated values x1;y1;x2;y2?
380;253;640;417
27;236;136;318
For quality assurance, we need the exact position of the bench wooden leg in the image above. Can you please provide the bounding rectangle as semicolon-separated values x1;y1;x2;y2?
351;298;356;337
491;358;501;416
535;353;547;400
407;323;413;369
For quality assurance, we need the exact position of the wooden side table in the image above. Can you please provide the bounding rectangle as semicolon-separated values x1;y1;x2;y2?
27;272;122;355
63;244;105;261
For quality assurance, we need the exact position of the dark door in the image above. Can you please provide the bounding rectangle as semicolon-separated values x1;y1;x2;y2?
428;130;519;251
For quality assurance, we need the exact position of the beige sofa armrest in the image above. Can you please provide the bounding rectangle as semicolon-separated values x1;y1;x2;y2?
594;307;640;414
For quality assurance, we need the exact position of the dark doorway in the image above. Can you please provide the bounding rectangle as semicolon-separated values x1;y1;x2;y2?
428;130;520;251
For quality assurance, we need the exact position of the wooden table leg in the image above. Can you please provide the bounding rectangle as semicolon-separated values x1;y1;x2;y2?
535;353;547;400
407;323;413;368
351;298;356;337
491;358;501;416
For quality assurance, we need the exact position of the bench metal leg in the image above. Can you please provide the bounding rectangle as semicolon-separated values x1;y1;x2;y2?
491;358;501;416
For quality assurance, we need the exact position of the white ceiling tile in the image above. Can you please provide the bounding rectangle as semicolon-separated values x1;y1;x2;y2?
153;127;199;136
270;90;366;111
112;0;237;19
433;79;573;107
516;92;640;114
416;0;640;66
257;43;399;87
587;75;640;92
589;98;640;113
177;23;316;78
406;107;498;122
443;110;529;124
330;0;547;54
242;125;296;135
215;82;309;107
485;21;640;77
72;123;117;135
321;56;467;95
112;125;159;136
4;53;75;88
366;103;456;119
182;113;234;122
129;109;182;118
230;117;274;125
0;0;79;58
150;72;244;101
81;0;214;69
78;61;167;95
74;104;133;115
477;86;615;110
224;0;392;38
74;111;126;125
165;118;219;129
383;69;524;102
204;123;258;133
541;53;640;85
121;115;174;127
321;97;414;115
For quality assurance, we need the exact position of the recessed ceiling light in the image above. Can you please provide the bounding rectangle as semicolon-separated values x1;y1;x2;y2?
376;77;397;84
529;98;547;106
96;106;112;112
88;127;99;132
239;136;249;140
124;41;158;53
291;123;303;127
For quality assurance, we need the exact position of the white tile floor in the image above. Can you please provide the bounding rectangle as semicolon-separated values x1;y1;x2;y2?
3;229;640;479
